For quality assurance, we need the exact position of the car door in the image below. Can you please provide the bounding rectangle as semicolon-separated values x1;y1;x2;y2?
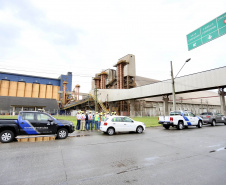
185;112;194;125
189;112;198;125
36;113;57;134
183;112;192;126
111;117;124;132
122;117;136;131
18;112;39;135
215;113;223;123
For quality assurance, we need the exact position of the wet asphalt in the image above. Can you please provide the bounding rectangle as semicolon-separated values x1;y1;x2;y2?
0;124;226;185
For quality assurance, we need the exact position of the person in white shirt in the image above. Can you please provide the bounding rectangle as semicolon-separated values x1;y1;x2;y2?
80;111;86;131
88;111;93;131
76;111;81;130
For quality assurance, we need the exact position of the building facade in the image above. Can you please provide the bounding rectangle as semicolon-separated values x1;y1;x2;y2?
91;54;222;116
0;71;72;114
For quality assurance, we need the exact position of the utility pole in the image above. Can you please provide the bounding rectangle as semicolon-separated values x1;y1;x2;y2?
170;61;176;111
170;58;191;112
94;87;98;112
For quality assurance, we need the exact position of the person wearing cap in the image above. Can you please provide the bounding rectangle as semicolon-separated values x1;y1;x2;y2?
102;113;105;121
80;111;86;131
85;112;89;130
114;111;117;116
98;113;101;131
101;113;105;128
88;111;93;131
76;111;81;130
106;112;110;119
92;113;95;130
94;112;99;130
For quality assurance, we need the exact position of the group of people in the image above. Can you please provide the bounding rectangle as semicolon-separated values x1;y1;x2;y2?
76;111;117;131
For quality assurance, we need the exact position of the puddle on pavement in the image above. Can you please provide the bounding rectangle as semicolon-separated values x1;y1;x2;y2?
111;159;136;168
70;135;90;137
209;147;226;153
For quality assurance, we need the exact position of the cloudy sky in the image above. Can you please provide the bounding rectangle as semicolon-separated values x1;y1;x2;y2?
0;0;225;93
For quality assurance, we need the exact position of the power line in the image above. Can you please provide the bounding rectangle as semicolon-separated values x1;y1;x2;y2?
0;60;104;70
0;67;93;77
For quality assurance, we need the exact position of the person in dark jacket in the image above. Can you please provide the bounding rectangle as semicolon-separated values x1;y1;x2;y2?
85;112;89;130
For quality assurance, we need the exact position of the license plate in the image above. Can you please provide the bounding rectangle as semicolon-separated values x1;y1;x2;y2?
163;122;170;125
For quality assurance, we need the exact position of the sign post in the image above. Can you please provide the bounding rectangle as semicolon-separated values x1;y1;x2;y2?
187;12;226;51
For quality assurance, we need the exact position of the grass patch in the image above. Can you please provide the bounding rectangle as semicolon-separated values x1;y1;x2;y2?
0;115;159;128
0;115;18;119
133;116;159;127
53;116;77;127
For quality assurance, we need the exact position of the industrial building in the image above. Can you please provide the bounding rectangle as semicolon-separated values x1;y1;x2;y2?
5;54;223;116
89;54;223;116
0;71;72;114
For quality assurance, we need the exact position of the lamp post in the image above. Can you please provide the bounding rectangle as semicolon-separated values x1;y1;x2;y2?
171;58;191;111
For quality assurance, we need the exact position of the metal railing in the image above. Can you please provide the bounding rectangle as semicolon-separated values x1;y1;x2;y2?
89;93;108;113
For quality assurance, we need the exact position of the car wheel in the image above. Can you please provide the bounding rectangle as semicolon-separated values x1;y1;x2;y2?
211;120;216;126
136;126;143;133
57;128;68;139
163;125;170;129
0;130;14;143
177;122;183;130
197;121;202;128
107;128;115;135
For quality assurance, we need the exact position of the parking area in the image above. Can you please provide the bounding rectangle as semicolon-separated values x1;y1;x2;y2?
0;124;226;185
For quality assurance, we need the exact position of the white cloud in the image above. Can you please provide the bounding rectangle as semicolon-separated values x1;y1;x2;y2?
0;0;225;93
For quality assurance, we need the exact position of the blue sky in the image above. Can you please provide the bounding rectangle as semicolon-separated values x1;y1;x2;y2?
0;0;225;93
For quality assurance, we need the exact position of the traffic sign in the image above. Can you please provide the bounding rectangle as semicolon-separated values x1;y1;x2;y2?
187;12;226;51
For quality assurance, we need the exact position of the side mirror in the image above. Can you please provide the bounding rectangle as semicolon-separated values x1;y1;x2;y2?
48;119;53;122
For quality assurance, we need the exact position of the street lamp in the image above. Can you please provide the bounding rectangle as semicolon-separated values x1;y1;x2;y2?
171;58;191;111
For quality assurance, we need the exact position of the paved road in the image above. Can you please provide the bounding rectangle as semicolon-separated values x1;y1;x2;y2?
0;124;226;185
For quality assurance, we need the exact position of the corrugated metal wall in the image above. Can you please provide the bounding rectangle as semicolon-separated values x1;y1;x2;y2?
0;80;60;100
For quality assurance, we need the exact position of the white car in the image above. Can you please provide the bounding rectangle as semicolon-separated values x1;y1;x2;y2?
100;116;146;135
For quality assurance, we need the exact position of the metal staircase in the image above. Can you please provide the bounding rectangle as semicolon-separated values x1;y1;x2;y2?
88;93;108;113
62;98;90;110
62;94;108;112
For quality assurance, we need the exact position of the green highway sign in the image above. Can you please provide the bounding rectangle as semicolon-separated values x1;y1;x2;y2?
187;12;226;51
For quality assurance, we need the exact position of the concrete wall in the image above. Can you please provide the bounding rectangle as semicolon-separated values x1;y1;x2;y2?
143;102;220;116
119;54;136;77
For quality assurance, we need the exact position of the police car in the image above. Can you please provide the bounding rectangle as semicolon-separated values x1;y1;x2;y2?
158;111;203;130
